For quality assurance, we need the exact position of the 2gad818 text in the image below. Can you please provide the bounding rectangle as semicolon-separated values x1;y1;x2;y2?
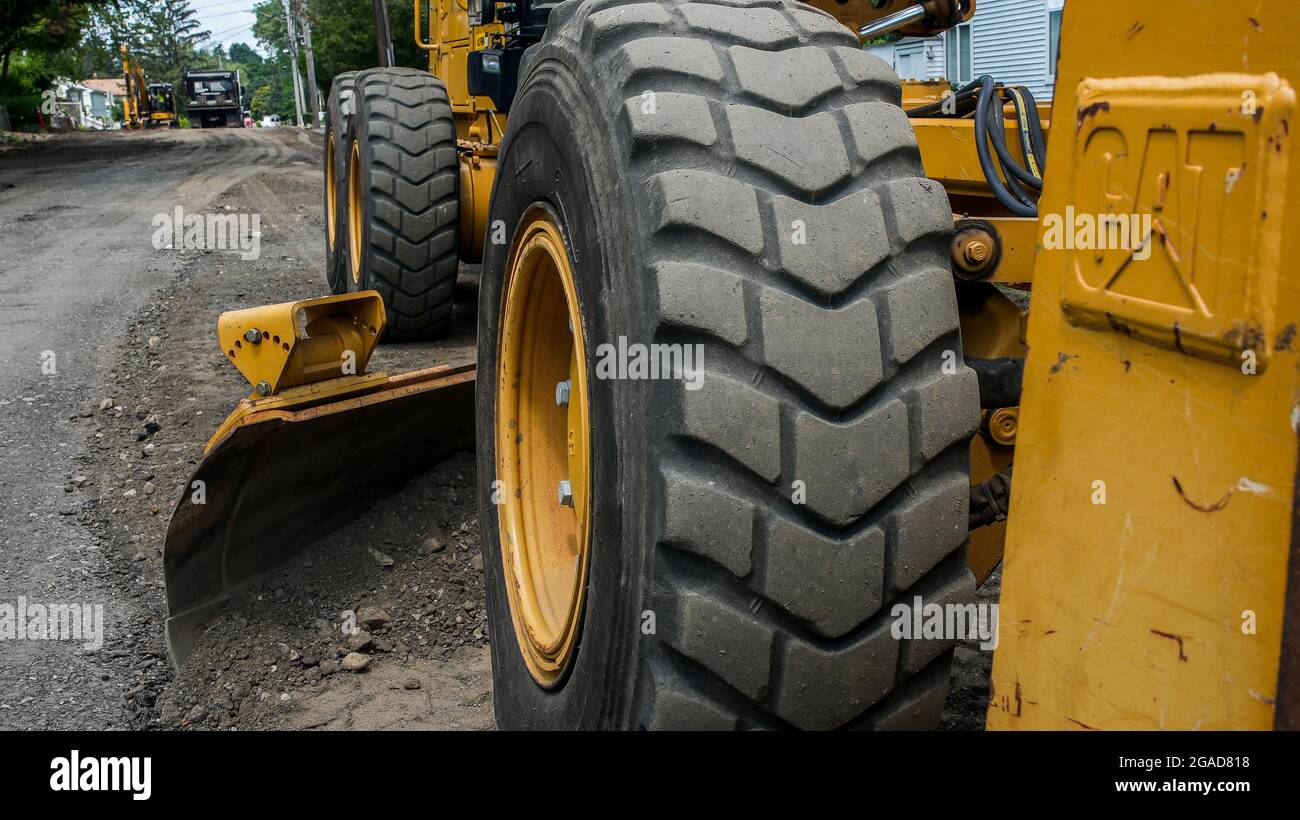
1119;757;1251;772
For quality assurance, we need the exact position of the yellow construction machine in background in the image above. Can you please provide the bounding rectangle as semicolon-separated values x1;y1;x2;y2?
119;45;179;129
119;44;149;129
164;0;1299;730
146;82;180;128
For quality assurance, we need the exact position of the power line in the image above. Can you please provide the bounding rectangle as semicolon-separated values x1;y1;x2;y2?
199;8;257;21
191;0;260;11
206;22;255;40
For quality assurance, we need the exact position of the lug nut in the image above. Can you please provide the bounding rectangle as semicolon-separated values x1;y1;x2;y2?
557;479;574;507
555;380;571;406
244;328;262;344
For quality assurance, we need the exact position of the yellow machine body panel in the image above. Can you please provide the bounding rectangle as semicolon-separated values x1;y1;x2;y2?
416;0;506;141
415;0;505;260
988;0;1299;730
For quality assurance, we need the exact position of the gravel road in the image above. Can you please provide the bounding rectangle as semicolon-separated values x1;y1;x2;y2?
0;128;992;730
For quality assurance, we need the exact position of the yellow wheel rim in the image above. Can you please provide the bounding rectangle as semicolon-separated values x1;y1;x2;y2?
347;140;363;284
495;205;591;687
325;128;337;252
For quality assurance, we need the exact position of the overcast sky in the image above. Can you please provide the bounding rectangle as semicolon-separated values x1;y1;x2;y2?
192;0;260;52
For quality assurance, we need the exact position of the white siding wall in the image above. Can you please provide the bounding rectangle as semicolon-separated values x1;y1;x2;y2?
967;0;1054;100
866;39;944;82
869;0;1063;101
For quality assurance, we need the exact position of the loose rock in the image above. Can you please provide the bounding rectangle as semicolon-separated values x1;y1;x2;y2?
341;652;371;672
356;606;392;629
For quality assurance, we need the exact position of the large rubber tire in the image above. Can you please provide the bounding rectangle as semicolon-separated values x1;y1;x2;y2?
348;67;459;339
478;0;980;729
324;71;357;295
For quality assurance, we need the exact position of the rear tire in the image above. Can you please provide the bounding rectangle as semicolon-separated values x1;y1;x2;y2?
325;71;358;294
478;0;979;729
347;68;459;340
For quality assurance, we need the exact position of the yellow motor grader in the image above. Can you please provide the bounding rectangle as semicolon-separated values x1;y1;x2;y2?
163;0;1300;730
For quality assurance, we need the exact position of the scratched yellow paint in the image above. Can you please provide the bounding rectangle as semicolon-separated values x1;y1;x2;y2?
988;0;1299;730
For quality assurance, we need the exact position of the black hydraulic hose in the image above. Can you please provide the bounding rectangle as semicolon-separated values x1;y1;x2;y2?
1002;159;1038;206
970;464;1013;530
984;85;1042;192
1014;84;1049;169
1007;97;1043;199
973;76;1037;216
908;75;1045;216
1006;85;1045;181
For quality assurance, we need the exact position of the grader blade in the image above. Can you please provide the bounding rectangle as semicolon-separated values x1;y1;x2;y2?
163;364;475;666
162;292;476;667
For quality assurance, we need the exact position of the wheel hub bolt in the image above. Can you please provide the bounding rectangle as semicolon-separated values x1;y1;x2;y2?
558;480;574;507
555;380;571;406
244;328;263;344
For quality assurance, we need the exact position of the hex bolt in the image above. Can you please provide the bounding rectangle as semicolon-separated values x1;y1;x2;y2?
555;380;571;406
254;380;272;397
244;328;263;344
964;240;990;264
557;479;574;507
951;224;999;281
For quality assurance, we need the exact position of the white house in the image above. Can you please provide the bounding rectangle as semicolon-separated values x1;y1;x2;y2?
865;0;1065;101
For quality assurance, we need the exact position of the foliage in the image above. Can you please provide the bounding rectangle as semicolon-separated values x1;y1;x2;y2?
4;0;432;127
0;93;44;128
0;0;96;91
248;83;271;117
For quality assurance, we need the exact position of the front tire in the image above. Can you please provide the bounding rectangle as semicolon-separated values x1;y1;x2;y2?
478;0;979;729
325;71;358;294
347;68;459;340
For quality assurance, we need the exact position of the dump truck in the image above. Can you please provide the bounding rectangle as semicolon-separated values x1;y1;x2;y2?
184;69;244;128
165;0;1300;730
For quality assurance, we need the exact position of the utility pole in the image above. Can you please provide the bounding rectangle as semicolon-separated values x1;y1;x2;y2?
280;0;305;127
373;0;394;68
298;0;321;127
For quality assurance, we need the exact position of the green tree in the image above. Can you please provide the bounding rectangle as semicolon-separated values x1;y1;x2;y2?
76;0;147;80
142;0;208;83
0;0;95;89
303;0;422;88
249;83;271;117
247;0;426;120
228;41;260;65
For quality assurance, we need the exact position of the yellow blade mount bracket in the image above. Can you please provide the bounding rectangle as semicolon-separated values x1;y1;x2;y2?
217;291;386;399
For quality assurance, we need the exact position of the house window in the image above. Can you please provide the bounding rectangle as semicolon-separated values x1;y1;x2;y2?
945;23;973;84
1048;10;1063;75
